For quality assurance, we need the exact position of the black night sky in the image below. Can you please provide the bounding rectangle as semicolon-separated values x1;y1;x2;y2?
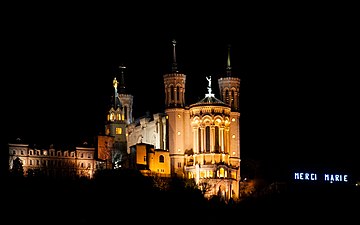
3;3;358;177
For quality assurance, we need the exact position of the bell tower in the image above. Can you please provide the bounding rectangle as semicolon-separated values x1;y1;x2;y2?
218;45;240;112
163;39;186;108
163;39;190;177
104;65;133;168
218;44;241;185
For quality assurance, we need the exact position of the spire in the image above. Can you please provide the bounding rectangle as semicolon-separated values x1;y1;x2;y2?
171;39;178;73
226;44;232;77
118;64;126;94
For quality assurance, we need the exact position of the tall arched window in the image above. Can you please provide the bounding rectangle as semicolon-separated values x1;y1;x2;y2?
198;127;201;152
225;90;229;104
170;86;174;102
124;106;128;120
176;86;180;103
205;126;210;152
215;126;220;152
231;90;235;106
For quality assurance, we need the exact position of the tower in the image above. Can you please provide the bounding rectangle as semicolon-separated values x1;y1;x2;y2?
218;44;241;190
163;39;191;177
104;65;133;168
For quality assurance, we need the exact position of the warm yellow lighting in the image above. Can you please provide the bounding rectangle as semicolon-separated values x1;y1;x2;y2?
177;114;181;118
233;151;236;155
177;131;181;135
116;127;122;134
232;118;235;122
177;149;181;152
232;134;236;139
110;113;115;121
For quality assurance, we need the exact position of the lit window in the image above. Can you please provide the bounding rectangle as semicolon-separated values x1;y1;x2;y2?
116;127;122;134
219;168;225;177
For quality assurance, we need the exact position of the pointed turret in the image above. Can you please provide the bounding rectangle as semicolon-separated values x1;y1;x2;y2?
226;44;232;77
218;44;241;111
116;65;133;125
171;39;178;73
118;64;127;94
163;39;186;108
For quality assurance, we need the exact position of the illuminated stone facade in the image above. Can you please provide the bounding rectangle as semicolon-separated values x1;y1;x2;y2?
8;143;96;179
126;41;241;200
7;41;241;201
130;143;171;177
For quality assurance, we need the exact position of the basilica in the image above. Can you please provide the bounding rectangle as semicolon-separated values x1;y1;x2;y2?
8;40;241;201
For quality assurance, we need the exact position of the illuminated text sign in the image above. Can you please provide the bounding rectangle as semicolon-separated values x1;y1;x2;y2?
294;172;349;183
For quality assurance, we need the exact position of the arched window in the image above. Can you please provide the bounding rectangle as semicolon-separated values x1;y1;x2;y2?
205;126;210;152
219;167;225;178
231;90;235;106
198;127;201;152
124;106;128;120
225;89;229;104
176;86;180;103
215;126;220;152
170;86;174;102
159;155;164;163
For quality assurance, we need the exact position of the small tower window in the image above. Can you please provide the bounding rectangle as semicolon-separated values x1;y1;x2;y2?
159;155;164;163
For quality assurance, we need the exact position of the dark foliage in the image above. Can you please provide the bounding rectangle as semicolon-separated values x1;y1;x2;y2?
2;168;359;224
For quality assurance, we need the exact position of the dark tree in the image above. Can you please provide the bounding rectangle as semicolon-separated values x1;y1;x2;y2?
10;157;24;178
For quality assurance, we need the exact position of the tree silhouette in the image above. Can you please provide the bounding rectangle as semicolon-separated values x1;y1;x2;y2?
10;157;24;178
